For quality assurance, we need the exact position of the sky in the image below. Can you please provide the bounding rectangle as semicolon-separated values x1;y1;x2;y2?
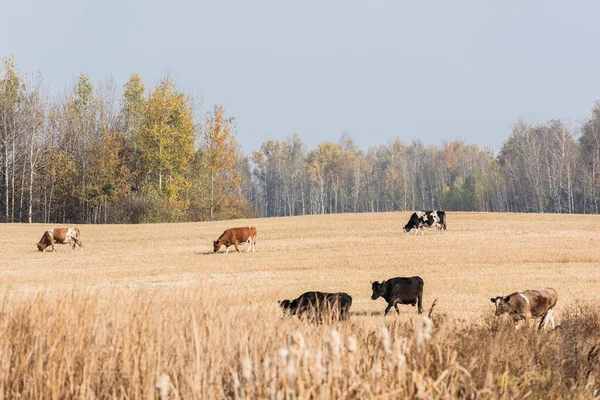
2;0;600;154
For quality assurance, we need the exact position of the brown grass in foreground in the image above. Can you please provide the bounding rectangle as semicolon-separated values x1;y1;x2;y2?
0;290;599;398
1;212;600;398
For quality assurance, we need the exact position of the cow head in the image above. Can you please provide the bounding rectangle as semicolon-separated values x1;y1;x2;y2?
371;281;384;300
490;296;511;316
278;299;297;315
213;240;221;253
279;300;291;309
36;242;46;252
403;226;410;234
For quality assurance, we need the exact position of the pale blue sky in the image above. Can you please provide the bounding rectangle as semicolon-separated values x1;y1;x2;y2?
2;1;600;153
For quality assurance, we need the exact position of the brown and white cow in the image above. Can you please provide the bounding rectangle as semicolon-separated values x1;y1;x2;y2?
37;227;83;252
213;226;257;253
491;288;558;330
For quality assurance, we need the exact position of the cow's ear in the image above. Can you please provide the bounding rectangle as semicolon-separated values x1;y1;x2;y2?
503;296;510;302
490;297;496;303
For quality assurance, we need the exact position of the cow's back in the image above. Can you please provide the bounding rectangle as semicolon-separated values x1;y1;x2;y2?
228;227;256;242
295;291;350;320
525;288;557;317
389;276;423;292
50;228;70;243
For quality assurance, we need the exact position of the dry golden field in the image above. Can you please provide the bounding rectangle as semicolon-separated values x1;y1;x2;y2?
1;212;600;398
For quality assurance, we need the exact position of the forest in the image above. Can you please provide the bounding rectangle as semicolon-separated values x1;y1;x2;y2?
2;55;600;224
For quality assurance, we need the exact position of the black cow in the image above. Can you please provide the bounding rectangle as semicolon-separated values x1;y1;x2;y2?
279;291;352;322
403;210;447;235
371;276;424;315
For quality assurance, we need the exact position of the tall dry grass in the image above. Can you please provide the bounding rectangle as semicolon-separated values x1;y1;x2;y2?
2;212;600;398
0;288;599;399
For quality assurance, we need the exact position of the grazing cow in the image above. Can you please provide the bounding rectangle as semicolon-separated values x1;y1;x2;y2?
37;227;82;252
371;276;424;315
213;226;257;253
403;210;446;235
491;288;558;330
279;291;352;322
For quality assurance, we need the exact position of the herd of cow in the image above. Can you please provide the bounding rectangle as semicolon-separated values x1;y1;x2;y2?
34;210;558;330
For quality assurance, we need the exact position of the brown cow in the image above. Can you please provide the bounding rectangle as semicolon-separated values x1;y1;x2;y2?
213;226;257;253
491;288;558;330
37;227;83;252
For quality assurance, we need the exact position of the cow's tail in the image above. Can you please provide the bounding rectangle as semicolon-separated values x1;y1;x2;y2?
417;277;424;314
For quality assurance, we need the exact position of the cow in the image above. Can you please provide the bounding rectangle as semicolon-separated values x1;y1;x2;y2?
403;210;446;235
371;276;424;315
36;227;82;252
490;288;558;330
279;291;352;322
213;226;257;253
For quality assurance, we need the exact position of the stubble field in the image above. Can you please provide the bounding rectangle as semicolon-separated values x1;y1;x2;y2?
1;212;600;398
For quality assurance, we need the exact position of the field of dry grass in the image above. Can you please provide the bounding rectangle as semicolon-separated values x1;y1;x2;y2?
1;212;600;398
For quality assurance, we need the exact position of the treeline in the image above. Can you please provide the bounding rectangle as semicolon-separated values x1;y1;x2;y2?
251;119;593;216
0;56;249;223
1;55;600;224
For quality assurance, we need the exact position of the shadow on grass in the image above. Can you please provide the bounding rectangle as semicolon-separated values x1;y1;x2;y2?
350;310;384;317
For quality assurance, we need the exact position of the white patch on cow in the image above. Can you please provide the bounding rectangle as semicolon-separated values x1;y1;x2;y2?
541;310;550;329
66;227;76;242
495;298;501;309
543;309;556;330
416;211;426;219
517;291;530;305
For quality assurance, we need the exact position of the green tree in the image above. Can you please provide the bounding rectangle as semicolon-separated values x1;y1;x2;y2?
120;74;146;190
121;74;146;137
198;104;242;220
0;55;24;221
137;78;195;217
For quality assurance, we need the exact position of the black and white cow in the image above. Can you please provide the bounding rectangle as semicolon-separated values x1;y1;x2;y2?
403;210;446;235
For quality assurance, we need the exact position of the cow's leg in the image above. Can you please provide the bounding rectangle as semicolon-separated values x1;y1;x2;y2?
417;293;423;314
384;304;392;316
538;310;550;331
542;309;555;330
393;303;400;314
50;236;56;252
246;239;251;253
546;310;555;330
516;314;531;330
252;236;256;252
233;239;241;253
225;246;230;254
